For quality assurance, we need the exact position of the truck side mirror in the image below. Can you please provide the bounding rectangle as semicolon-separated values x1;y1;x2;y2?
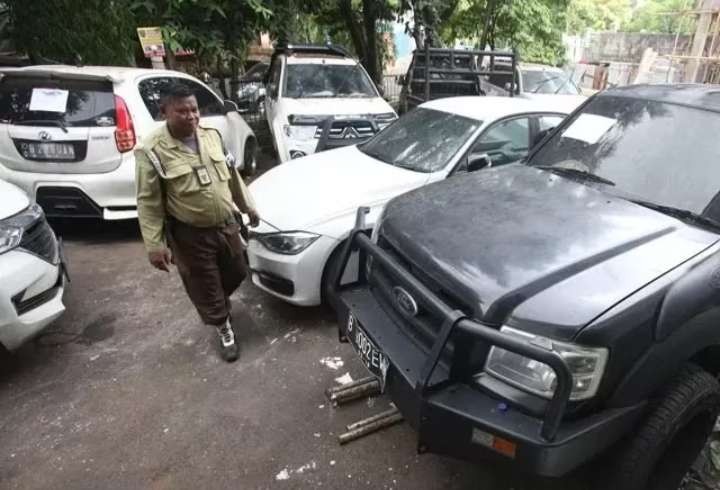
468;153;492;172
532;127;553;149
377;84;386;97
397;75;407;86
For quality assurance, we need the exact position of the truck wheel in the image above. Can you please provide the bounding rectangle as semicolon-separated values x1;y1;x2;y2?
608;364;720;490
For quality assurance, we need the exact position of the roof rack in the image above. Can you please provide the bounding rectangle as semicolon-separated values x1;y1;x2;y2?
273;43;351;59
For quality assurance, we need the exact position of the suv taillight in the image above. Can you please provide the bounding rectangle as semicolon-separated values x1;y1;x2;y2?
114;95;136;153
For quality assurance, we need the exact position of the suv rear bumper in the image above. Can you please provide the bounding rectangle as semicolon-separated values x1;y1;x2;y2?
334;287;645;477
329;209;646;477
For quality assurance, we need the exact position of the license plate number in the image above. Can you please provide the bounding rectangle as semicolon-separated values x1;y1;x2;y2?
347;314;389;390
22;142;75;160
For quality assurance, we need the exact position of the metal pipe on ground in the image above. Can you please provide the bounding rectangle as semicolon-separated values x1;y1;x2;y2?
338;410;404;445
329;379;381;406
324;376;376;397
345;407;399;431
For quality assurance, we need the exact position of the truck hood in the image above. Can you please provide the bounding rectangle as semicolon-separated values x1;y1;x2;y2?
280;96;395;117
250;145;428;234
0;180;30;220
379;165;719;339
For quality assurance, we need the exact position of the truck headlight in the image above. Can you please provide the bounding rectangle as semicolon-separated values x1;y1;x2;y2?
283;124;317;141
256;231;319;255
484;327;609;401
0;203;43;255
373;112;397;130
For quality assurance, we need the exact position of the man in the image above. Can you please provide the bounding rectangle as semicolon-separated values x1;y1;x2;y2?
135;83;259;363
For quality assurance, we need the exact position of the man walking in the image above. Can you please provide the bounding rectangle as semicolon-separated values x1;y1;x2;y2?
135;83;259;363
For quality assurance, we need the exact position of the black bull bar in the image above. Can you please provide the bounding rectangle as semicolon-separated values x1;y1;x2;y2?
329;207;574;442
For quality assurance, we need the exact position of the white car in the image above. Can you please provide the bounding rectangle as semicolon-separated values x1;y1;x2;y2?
264;44;397;162
248;95;586;306
0;65;256;220
0;180;66;352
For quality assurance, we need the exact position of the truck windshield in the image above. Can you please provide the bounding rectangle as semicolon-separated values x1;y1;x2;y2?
358;108;481;173
529;95;720;220
284;63;377;98
523;70;580;94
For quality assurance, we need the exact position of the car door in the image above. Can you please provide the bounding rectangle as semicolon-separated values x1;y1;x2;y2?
136;75;246;159
463;116;531;171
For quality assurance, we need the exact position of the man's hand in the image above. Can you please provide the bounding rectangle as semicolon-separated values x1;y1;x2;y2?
248;208;261;228
148;248;173;272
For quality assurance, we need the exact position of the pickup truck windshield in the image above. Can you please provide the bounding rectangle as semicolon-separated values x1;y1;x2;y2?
284;63;377;98
522;70;580;94
529;95;720;220
358;108;481;173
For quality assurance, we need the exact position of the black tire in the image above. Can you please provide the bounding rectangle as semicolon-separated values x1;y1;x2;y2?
321;243;346;307
241;138;258;177
607;364;720;490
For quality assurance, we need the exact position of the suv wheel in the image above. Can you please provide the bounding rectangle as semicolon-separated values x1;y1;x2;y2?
242;138;258;177
608;364;720;490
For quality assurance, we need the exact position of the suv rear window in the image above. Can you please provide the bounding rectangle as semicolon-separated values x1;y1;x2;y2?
0;77;115;127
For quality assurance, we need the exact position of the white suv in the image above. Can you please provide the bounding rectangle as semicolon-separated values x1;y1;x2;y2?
0;179;66;352
0;66;256;220
264;45;397;162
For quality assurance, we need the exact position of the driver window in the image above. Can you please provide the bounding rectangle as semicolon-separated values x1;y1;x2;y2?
472;117;530;167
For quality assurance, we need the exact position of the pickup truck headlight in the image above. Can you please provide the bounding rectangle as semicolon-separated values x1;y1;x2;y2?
0;203;43;255
484;327;609;401
283;124;317;141
256;231;319;255
373;112;397;130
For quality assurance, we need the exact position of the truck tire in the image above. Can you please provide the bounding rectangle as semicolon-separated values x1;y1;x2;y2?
607;364;720;490
242;138;257;177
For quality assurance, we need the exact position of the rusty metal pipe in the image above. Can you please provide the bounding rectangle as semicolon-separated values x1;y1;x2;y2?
324;376;376;398
338;412;404;445
329;379;380;406
345;407;399;431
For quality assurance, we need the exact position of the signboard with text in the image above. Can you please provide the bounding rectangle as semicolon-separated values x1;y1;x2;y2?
137;27;165;58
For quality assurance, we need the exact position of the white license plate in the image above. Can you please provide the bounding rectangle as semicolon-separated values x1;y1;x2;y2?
22;142;75;160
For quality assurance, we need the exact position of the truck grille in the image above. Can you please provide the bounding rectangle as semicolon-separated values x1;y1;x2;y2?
315;120;376;140
368;235;475;360
20;216;58;264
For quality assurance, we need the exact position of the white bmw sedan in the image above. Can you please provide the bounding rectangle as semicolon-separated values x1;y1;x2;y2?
247;95;586;306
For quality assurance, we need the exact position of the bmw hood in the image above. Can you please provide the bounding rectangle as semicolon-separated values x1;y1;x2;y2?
0;180;30;220
249;145;428;235
379;164;719;339
280;96;395;117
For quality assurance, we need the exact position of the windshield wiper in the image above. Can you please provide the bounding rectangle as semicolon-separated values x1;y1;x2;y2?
12;118;69;133
535;165;615;186
629;200;720;233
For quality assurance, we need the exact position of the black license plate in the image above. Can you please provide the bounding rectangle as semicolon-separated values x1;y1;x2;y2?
21;142;75;161
347;314;389;390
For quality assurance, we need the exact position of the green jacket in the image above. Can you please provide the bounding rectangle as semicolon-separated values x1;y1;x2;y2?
135;125;256;252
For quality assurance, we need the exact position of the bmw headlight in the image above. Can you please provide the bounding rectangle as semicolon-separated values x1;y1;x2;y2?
0;203;43;255
257;231;319;255
484;327;609;401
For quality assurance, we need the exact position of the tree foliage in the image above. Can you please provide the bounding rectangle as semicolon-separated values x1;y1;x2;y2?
4;0;137;65
623;0;695;34
566;0;631;35
442;0;570;66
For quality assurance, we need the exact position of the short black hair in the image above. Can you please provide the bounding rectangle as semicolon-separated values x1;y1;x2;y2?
160;82;196;107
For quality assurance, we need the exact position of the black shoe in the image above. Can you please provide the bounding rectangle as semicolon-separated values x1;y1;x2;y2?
216;321;239;362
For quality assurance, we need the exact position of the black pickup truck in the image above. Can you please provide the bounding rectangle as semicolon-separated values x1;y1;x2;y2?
331;84;720;489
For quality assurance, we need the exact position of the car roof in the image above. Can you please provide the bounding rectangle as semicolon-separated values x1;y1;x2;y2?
0;65;196;83
285;56;356;66
602;84;720;113
420;96;583;122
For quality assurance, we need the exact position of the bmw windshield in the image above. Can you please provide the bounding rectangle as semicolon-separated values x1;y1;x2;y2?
529;95;720;225
358;108;481;173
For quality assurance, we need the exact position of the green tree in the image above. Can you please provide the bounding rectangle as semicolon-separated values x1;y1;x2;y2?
566;0;631;35
5;0;137;65
442;0;570;65
623;0;695;34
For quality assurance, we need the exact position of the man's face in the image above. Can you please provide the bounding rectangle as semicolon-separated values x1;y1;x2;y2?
163;95;200;137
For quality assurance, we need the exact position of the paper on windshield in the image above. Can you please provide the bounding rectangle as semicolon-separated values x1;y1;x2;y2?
561;113;616;145
29;88;69;113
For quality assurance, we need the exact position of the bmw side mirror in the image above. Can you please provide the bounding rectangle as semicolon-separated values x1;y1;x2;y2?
532;127;553;149
468;153;492;172
223;99;239;114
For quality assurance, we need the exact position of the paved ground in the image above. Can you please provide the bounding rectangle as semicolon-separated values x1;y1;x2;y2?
0;154;592;490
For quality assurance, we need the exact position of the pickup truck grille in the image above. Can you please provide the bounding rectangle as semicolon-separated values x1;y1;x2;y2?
369;235;474;358
314;120;376;140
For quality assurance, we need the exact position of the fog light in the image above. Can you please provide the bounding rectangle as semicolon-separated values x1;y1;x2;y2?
289;150;307;159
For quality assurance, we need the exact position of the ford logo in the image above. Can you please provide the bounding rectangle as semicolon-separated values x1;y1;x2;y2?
38;131;52;141
393;286;418;317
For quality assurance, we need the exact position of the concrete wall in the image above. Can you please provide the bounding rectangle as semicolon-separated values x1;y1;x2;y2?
583;32;691;63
